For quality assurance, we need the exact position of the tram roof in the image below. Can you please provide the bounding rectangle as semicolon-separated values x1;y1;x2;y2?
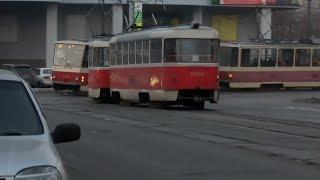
221;42;320;48
89;40;110;47
110;25;219;43
55;40;89;45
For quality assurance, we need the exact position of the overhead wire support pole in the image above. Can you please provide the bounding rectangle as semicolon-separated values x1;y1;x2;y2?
306;0;312;41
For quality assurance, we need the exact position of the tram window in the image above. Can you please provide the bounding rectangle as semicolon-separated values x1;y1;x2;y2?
278;49;294;67
104;48;110;66
312;49;320;66
116;43;122;65
123;42;129;65
93;47;109;67
295;49;311;67
150;39;162;63
240;49;259;67
260;48;277;67
129;41;135;64
110;44;116;65
164;39;219;63
88;47;93;67
136;41;143;64
82;46;89;68
220;47;238;67
143;40;149;64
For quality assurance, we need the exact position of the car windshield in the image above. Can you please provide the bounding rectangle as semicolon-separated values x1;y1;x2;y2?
43;69;52;74
0;81;43;136
54;43;86;67
13;67;33;75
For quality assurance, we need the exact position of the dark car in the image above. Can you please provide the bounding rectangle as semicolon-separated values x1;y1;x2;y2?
1;64;37;87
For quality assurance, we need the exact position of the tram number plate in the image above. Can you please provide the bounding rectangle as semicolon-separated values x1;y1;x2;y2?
190;72;204;77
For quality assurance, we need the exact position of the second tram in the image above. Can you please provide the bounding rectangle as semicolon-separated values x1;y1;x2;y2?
88;40;111;101
220;43;320;89
52;40;89;92
109;24;220;109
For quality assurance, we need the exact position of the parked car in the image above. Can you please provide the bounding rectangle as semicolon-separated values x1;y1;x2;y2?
0;69;81;180
35;68;53;87
1;64;37;87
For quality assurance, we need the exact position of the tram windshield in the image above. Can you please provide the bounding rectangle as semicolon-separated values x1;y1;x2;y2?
164;39;219;63
54;43;86;67
92;47;109;67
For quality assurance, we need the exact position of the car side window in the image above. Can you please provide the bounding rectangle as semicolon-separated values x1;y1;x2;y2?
35;69;41;75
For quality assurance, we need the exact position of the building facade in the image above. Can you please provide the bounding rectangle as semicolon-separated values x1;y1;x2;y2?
0;0;301;67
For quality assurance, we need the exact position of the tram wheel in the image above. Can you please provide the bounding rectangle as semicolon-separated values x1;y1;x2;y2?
112;92;121;104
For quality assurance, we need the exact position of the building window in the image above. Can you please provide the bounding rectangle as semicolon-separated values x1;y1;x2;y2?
0;14;18;42
66;14;86;40
260;48;277;67
150;39;162;63
241;49;259;67
278;49;294;67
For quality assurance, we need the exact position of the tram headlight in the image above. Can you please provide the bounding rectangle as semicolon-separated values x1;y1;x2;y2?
150;77;160;87
81;76;85;83
228;73;233;79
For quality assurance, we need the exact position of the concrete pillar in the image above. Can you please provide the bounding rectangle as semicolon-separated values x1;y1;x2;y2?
112;5;123;35
193;7;203;25
128;2;135;26
46;4;58;67
259;8;272;40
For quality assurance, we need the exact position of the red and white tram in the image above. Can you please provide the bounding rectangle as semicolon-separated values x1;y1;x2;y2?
109;25;220;109
219;43;320;89
52;40;89;92
88;40;111;101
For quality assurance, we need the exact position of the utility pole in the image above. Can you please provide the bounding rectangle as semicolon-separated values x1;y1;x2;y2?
306;0;312;41
128;0;135;26
98;0;106;35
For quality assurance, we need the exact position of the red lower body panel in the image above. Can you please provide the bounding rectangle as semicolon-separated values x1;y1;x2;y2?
88;69;110;89
220;70;320;88
52;71;88;87
110;66;219;90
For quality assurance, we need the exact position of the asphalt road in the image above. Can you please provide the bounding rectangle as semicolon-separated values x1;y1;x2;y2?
36;90;320;180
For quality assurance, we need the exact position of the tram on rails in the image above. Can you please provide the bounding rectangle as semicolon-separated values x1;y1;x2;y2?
109;24;220;109
52;40;89;92
88;40;111;101
219;43;320;89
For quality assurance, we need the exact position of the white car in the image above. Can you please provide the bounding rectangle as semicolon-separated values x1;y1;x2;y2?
35;68;53;87
0;69;81;180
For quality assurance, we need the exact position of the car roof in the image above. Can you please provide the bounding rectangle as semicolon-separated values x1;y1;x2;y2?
37;67;52;69
2;64;32;67
0;69;22;82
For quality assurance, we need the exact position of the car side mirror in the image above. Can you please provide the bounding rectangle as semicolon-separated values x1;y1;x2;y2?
52;123;81;144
